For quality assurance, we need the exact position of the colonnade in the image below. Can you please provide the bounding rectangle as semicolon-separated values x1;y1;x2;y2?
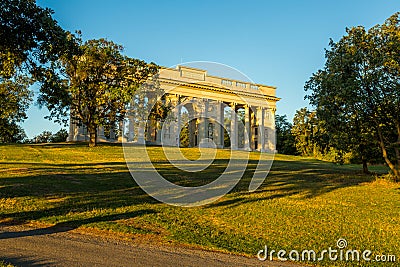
67;95;276;152
123;95;276;152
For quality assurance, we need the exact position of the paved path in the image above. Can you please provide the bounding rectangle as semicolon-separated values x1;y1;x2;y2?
0;224;303;267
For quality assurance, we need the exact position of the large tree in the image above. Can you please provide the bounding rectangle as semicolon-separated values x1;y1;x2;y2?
39;38;158;147
305;13;400;180
0;0;76;140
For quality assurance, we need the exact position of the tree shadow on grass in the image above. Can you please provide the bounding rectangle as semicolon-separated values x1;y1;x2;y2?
207;158;376;208
1;256;55;267
0;159;162;229
0;209;157;239
0;150;379;222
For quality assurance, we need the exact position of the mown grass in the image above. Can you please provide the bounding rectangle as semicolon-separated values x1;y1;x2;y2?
0;143;399;266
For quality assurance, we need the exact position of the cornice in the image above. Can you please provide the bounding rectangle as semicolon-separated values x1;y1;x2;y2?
159;78;281;102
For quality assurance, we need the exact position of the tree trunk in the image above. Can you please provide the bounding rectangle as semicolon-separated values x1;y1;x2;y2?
377;127;399;182
362;157;369;174
88;123;97;147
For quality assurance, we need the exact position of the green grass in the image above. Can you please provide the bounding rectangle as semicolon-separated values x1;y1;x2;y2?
0;143;399;266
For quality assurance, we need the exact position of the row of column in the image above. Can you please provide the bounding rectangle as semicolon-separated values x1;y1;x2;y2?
161;96;275;152
67;96;276;152
229;103;275;152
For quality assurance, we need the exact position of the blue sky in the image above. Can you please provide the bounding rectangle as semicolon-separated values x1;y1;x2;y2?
24;0;400;138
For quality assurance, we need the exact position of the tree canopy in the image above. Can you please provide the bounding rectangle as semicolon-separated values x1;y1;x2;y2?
0;0;76;79
39;38;159;147
0;0;76;142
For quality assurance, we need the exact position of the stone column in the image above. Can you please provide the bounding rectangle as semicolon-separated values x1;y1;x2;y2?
137;122;145;144
67;116;75;142
76;124;86;141
175;96;182;147
118;121;127;142
230;103;238;150
204;99;209;141
128;116;135;142
244;105;251;151
198;99;208;146
136;94;145;145
258;107;265;152
270;108;276;152
263;109;270;151
97;126;106;142
109;127;116;141
215;101;224;148
263;108;276;152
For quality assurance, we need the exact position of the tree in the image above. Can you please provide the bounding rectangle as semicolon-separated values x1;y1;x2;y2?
1;0;76;141
50;129;68;143
305;13;400;180
39;38;158;147
0;121;27;143
34;131;53;143
275;114;296;155
291;108;319;156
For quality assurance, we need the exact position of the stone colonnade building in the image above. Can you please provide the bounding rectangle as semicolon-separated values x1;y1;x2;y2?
67;65;280;152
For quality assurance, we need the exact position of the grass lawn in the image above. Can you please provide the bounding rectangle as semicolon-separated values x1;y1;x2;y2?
0;143;399;266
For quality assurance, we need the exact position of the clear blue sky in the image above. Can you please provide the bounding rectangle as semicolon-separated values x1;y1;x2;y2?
24;0;399;138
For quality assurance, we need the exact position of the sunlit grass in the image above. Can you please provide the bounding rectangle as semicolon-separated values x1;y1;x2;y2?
0;143;398;266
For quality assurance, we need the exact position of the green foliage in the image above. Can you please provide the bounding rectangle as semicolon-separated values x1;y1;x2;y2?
305;12;400;179
0;0;74;78
0;75;32;143
275;114;296;155
179;124;190;147
0;0;77;142
291;108;320;156
149;100;172;122
40;38;159;147
69;39;158;147
33;131;53;143
0;120;27;143
0;75;32;121
178;111;190;148
50;129;69;143
224;128;231;148
31;129;69;143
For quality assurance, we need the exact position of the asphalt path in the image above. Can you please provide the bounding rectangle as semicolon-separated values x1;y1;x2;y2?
0;224;304;267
